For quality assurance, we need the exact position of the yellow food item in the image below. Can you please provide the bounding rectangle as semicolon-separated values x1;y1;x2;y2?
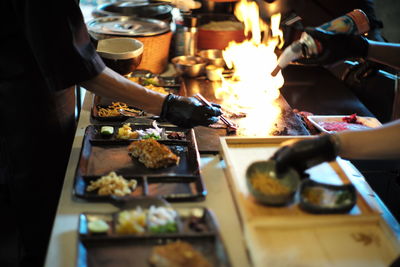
128;139;180;169
250;171;291;195
97;102;141;117
116;123;140;139
149;241;211;267
86;171;137;197
116;208;146;235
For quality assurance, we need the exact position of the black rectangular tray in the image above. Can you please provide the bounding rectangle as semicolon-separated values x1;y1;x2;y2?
87;124;190;144
73;125;206;202
91;75;185;122
91;95;153;122
77;207;231;267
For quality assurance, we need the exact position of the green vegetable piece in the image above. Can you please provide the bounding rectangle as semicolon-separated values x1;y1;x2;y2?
142;133;160;140
101;126;114;135
88;219;109;233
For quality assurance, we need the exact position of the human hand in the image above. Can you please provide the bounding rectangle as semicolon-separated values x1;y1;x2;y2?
270;135;340;176
299;27;369;65
160;94;222;128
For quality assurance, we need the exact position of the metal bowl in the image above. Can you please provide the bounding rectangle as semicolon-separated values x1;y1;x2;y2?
198;49;226;68
246;160;300;206
97;37;144;75
171;56;207;77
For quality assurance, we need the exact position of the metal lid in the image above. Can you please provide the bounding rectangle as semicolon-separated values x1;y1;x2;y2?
87;16;170;37
92;1;173;22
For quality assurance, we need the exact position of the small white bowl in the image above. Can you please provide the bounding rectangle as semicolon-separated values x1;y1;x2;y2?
205;65;224;81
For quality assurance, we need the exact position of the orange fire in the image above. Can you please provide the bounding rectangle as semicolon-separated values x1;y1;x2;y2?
215;0;285;136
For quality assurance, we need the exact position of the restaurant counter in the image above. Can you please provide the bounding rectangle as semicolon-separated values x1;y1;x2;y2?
44;90;400;267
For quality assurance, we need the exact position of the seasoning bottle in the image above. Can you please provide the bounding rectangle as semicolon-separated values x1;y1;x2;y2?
183;15;198;56
272;9;370;76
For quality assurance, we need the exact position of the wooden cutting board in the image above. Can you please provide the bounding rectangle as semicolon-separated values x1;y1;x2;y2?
219;136;400;267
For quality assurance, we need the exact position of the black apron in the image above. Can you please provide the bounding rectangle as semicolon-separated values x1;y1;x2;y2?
0;0;104;266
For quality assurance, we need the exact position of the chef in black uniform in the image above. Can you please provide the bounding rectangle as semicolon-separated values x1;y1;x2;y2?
0;1;221;266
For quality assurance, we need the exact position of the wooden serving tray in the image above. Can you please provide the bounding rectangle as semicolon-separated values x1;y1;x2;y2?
219;136;400;267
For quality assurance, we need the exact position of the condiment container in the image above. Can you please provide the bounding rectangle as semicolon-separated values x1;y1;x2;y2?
205;65;224;81
87;16;172;74
97;38;144;76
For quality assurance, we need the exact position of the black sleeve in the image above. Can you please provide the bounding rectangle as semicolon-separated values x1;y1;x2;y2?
12;0;105;91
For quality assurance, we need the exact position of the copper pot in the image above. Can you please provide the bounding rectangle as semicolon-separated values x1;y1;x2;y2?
196;13;245;50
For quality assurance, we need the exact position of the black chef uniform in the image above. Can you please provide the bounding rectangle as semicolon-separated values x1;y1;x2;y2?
0;0;105;266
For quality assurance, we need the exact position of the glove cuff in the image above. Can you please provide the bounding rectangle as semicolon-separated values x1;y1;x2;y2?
317;134;339;163
328;134;341;157
160;94;176;119
351;35;369;58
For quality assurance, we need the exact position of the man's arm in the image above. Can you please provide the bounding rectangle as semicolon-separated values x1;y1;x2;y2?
80;67;166;115
338;119;400;159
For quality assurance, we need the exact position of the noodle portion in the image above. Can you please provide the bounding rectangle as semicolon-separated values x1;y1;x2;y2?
98;102;142;117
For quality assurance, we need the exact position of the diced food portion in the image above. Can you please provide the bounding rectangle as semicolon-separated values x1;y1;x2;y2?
116;207;147;235
148;206;178;234
117;123;140;139
128;139;180;169
149;241;212;267
117;123;162;140
86;171;137;196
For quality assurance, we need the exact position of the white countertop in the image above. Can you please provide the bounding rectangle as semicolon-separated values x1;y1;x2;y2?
44;90;400;267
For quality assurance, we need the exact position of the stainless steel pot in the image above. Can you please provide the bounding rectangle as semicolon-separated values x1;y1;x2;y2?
92;0;173;23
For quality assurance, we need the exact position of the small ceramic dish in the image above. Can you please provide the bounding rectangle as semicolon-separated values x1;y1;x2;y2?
299;179;357;214
246;160;300;206
198;49;226;68
205;65;224;81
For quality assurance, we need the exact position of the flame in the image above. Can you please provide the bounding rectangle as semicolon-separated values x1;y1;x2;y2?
215;0;285;136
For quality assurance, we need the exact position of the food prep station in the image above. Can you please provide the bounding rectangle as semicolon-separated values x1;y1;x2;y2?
45;2;400;267
44;79;400;267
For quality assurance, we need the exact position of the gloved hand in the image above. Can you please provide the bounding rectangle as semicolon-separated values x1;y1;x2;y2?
270;134;340;176
160;94;222;128
299;27;369;65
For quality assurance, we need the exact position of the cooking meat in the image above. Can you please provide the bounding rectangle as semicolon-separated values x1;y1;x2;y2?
128;139;180;168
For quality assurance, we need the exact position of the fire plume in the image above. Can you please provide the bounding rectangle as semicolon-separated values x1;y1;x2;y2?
215;0;285;136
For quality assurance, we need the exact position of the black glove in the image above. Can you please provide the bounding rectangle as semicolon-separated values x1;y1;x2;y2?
160;94;222;128
270;135;340;176
299;27;369;65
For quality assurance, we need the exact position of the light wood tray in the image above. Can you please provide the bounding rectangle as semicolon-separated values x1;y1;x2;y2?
219;136;400;267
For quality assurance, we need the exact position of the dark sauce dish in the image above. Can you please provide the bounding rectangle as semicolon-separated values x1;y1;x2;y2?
299;179;357;214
